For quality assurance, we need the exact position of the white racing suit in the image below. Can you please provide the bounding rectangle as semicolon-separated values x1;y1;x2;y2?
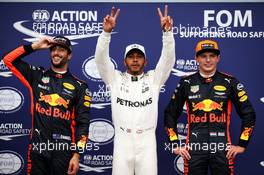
95;31;175;175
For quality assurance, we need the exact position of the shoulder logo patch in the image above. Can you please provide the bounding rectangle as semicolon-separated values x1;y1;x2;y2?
190;85;199;93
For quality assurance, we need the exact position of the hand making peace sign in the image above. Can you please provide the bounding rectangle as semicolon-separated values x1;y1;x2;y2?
158;5;173;32
103;7;120;33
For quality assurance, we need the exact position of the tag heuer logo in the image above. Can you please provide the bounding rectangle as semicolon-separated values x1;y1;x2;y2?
190;85;199;93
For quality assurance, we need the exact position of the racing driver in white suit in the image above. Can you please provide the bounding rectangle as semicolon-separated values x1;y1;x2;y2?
95;6;175;175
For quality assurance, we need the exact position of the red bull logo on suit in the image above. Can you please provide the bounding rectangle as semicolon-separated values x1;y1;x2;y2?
192;99;223;112
39;92;69;108
191;99;225;124
36;92;71;120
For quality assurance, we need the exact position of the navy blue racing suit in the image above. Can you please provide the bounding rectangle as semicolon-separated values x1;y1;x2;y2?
3;45;91;175
164;71;256;175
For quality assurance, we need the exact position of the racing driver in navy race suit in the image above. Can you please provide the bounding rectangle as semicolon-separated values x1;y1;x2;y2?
3;36;91;175
95;6;175;175
164;39;256;175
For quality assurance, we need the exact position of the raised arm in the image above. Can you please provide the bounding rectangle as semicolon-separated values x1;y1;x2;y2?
95;7;120;85
3;37;53;85
154;5;176;86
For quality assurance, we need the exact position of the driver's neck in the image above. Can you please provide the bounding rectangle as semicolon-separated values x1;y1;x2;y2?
127;70;144;76
51;65;68;74
199;69;216;78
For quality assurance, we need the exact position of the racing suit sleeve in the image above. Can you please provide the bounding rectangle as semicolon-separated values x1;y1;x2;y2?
75;83;91;152
95;31;116;85
164;78;187;144
230;78;256;148
154;31;176;86
3;45;38;86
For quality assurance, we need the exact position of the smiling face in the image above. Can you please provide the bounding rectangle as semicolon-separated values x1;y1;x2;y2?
124;50;147;76
50;45;71;71
196;51;220;75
